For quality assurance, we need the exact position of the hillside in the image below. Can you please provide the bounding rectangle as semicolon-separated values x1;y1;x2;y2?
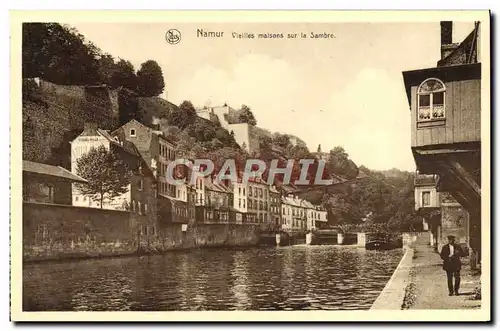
137;96;178;125
22;79;121;167
20;22;419;232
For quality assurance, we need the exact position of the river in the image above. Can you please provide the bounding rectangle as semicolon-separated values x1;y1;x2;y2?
23;245;403;311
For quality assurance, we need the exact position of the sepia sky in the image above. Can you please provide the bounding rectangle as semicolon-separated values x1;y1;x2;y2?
70;22;475;172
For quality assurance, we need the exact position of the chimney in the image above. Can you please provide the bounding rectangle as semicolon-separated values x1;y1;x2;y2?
83;122;99;135
440;21;457;60
441;21;453;45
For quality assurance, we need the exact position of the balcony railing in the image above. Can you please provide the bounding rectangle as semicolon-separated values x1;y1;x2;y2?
414;174;439;187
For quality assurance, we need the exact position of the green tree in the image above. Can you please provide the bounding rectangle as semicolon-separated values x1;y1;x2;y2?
239;104;257;125
136;60;165;97
75;145;132;208
97;54;118;86
209;138;224;150
167;101;197;129
22;79;43;104
326;146;359;179
112;59;137;90
272;133;292;150
117;88;139;125
215;127;238;148
22;23;100;84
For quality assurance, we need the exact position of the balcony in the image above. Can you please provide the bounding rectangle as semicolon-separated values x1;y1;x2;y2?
414;174;439;187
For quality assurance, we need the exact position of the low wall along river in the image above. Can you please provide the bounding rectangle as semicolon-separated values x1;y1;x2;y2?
23;202;259;262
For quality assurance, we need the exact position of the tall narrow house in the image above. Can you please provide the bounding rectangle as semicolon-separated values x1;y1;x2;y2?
402;21;482;268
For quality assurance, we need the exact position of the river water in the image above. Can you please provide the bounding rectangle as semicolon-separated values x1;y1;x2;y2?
23;245;403;311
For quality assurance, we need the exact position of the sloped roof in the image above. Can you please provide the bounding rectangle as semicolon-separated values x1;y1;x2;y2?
23;160;87;183
115;119;177;146
205;179;232;193
280;184;298;194
301;200;315;209
97;129;140;157
74;126;155;178
159;194;188;207
438;22;480;67
269;185;279;194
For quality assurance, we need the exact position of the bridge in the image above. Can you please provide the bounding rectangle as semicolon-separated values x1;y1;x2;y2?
259;229;411;248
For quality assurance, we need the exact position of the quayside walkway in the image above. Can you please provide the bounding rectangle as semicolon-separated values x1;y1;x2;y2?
408;234;481;309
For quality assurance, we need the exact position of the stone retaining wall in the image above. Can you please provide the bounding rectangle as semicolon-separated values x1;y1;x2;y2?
370;248;415;310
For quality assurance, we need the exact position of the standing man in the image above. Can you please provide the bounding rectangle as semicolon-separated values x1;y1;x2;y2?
440;235;465;296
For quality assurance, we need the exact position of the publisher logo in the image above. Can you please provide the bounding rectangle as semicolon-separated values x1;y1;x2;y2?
165;29;181;45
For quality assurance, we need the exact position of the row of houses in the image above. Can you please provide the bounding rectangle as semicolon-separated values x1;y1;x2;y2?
24;116;328;233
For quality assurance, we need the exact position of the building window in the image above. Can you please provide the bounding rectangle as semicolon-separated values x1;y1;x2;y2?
47;185;54;202
138;179;143;191
37;224;47;240
417;78;445;121
243;188;245;196
144;203;148;214
239;198;241;208
138;201;142;214
130;128;136;137
132;200;135;212
422;191;431;207
249;200;252;209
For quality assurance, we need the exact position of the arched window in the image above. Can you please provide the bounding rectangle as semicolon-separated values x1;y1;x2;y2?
417;78;445;121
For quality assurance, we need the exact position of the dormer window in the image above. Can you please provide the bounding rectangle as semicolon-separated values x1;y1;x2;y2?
130;128;136;137
417;78;445;121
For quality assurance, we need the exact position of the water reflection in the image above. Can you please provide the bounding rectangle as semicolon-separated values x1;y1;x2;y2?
23;246;402;311
231;251;251;310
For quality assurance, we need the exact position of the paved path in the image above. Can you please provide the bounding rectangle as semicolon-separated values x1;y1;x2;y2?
409;234;481;309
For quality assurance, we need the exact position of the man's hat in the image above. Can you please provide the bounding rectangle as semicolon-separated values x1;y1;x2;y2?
447;235;456;240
